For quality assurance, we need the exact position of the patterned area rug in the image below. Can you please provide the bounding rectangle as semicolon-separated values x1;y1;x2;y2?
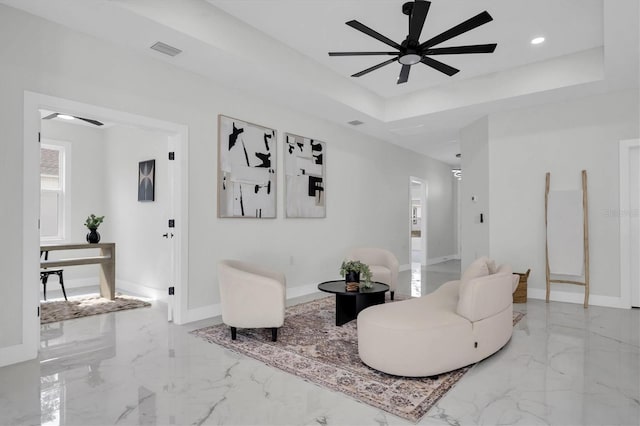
40;293;151;324
191;296;525;422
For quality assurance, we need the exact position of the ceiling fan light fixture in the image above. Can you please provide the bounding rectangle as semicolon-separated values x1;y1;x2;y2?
531;36;545;45
57;114;75;120
398;53;422;65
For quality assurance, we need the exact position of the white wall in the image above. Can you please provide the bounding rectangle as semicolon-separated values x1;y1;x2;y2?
425;162;458;259
460;117;490;270
454;179;461;256
40;120;106;284
489;90;639;303
104;126;170;299
0;5;457;354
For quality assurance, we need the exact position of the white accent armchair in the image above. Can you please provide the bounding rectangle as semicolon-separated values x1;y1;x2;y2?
218;260;286;342
346;248;399;300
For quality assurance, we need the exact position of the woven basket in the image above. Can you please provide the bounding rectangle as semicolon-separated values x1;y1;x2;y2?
513;269;531;303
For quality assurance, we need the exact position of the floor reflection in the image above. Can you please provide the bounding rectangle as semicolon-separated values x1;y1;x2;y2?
406;256;461;297
411;262;423;297
39;314;116;425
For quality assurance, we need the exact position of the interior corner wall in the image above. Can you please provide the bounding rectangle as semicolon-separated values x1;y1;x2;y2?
488;90;640;301
425;160;458;260
454;179;461;256
460;116;490;271
0;2;457;354
40;120;107;284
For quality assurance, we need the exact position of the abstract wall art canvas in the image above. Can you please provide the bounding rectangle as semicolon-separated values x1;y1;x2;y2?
284;133;326;218
138;159;155;202
218;115;277;218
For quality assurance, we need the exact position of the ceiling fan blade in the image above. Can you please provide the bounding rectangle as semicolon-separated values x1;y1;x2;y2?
346;20;402;50
408;1;430;41
397;65;411;84
424;43;497;55
42;113;58;120
74;116;104;126
329;51;399;56
420;57;459;76
419;11;493;49
352;57;399;77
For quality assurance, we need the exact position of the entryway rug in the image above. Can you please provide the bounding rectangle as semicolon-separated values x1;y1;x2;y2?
191;296;524;423
40;293;151;324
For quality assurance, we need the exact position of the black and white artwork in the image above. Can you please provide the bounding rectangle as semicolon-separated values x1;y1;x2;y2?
138;159;155;202
218;115;276;218
284;133;326;218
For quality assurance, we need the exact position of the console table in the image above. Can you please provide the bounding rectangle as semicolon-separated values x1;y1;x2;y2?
40;243;116;300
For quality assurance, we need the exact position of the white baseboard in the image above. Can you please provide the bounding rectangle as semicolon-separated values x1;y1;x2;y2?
528;288;628;309
0;342;37;368
116;279;167;302
287;283;321;299
427;254;460;265
57;278;98;289
185;303;221;323
183;282;323;324
403;255;460;271
44;278;166;302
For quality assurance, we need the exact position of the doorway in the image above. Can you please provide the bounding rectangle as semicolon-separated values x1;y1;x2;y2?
23;92;189;361
620;139;640;308
410;177;427;297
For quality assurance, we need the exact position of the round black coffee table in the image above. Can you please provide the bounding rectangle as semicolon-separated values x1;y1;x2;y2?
318;280;389;326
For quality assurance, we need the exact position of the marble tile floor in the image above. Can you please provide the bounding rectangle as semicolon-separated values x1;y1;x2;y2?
2;276;639;425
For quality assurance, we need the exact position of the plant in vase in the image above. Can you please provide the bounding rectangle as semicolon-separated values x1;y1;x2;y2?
339;260;373;291
84;214;104;244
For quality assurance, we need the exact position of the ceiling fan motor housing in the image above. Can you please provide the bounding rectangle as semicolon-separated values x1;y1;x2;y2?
402;1;418;16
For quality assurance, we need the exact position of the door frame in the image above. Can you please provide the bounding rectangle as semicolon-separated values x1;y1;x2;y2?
409;177;428;267
21;91;189;362
620;138;640;308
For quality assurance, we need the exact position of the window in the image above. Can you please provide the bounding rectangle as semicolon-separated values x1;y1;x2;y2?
40;142;68;241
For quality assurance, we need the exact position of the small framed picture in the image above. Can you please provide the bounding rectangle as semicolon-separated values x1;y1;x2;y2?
138;159;155;202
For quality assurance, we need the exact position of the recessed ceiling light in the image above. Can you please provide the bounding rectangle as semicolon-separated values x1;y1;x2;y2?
531;36;545;45
57;114;75;120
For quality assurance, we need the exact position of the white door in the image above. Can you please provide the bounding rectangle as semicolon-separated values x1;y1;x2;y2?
620;139;640;309
630;145;640;307
123;128;181;322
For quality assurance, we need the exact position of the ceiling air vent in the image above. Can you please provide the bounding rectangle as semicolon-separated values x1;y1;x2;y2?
348;120;364;126
150;41;182;57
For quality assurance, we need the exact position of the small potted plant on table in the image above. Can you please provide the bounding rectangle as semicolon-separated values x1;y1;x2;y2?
84;214;105;244
339;260;373;291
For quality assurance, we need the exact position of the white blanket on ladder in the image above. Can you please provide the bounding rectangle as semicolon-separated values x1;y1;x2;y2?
547;190;584;276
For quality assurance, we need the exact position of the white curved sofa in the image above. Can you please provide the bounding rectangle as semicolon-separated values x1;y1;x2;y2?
357;257;518;377
218;260;286;342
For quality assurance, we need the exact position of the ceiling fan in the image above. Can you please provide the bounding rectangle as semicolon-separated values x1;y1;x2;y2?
328;0;497;84
42;112;104;127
